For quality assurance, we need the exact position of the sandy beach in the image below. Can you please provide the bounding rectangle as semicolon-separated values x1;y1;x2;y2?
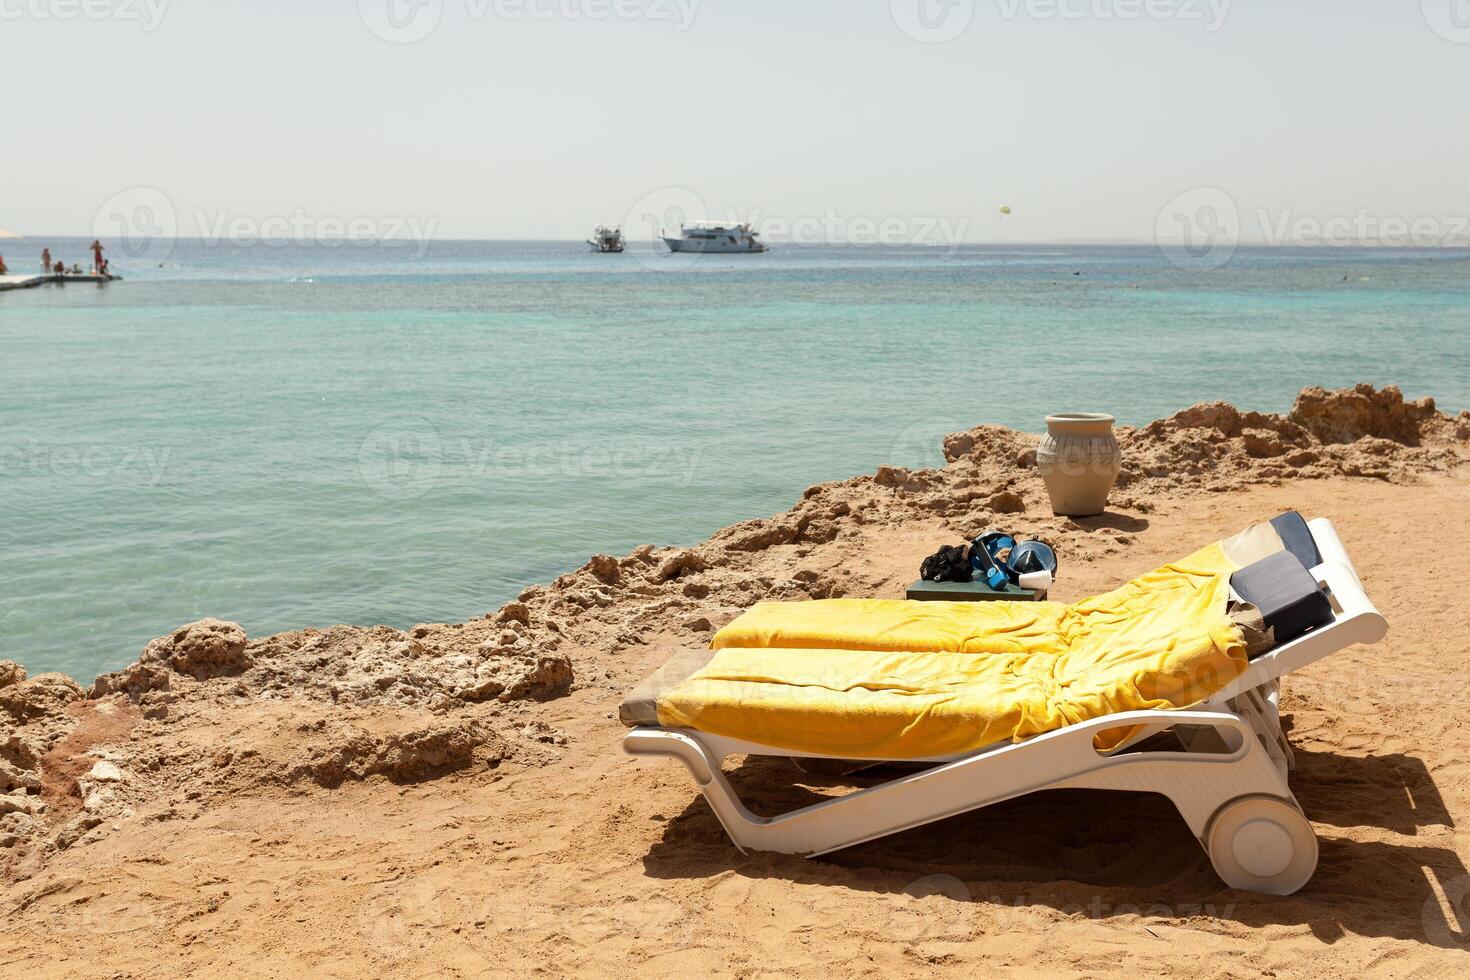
3;384;1468;977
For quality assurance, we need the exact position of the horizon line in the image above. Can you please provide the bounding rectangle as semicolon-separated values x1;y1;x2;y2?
8;236;1470;250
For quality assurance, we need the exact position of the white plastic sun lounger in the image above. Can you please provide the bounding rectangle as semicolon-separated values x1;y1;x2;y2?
623;518;1386;895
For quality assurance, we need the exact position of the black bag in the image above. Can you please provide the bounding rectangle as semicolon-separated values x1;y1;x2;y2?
920;544;972;583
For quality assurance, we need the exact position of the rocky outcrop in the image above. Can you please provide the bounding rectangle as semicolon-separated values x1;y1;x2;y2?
156;619;252;679
1288;383;1446;445
652;549;707;581
0;614;578;857
0;759;40;794
1111;385;1465;494
0;673;84;725
0;661;24;689
91;618;573;716
942;424;1036;467
265;719;504;789
90;618;251;697
0;673;86;852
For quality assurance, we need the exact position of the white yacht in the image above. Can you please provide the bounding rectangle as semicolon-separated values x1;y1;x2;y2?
661;221;767;254
587;225;625;253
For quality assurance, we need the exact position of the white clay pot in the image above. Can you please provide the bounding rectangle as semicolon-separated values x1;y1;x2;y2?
1036;413;1122;517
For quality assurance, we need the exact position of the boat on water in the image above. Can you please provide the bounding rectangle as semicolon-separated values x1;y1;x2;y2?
587;225;625;253
661;221;767;254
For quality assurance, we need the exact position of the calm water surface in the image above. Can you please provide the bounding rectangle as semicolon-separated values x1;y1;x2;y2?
3;240;1468;680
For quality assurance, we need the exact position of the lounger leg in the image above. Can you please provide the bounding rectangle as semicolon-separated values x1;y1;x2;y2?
1203;682;1296;777
1058;722;1290;840
1231;684;1296;776
624;728;777;855
1058;728;1318;894
625;709;1320;894
1260;681;1297;771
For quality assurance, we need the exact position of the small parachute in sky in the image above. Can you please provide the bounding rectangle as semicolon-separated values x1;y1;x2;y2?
998;205;1013;217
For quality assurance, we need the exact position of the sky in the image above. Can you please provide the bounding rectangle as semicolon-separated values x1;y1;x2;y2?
2;0;1469;244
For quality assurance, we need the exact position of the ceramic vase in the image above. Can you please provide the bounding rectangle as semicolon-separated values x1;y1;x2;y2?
1036;413;1122;517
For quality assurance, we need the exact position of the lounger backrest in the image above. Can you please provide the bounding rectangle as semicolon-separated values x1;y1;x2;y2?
1213;517;1387;702
1269;511;1322;568
1221;510;1320;568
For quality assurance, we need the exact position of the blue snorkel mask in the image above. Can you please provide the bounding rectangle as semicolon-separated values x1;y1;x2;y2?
969;532;1015;589
969;533;1059;591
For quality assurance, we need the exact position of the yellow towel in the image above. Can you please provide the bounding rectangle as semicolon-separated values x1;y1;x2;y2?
656;542;1248;758
711;596;1069;655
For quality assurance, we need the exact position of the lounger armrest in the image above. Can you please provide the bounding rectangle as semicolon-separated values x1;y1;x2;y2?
1306;517;1360;584
624;728;717;784
1313;558;1383;625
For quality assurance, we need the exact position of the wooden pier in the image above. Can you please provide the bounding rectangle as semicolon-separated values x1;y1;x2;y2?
0;272;121;292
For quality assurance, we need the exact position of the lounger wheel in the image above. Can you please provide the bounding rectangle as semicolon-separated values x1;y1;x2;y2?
1205;796;1318;895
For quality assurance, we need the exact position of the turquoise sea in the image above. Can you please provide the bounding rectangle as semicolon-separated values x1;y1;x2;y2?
3;240;1468;682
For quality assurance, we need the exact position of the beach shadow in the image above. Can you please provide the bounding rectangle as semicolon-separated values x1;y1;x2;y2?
1067;513;1150;533
640;751;1470;949
1290;744;1454;834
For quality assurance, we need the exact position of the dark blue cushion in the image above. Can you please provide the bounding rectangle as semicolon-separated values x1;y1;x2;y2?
1231;550;1334;651
1270;511;1322;569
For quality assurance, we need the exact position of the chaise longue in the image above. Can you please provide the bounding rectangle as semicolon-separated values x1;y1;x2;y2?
619;513;1387;895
